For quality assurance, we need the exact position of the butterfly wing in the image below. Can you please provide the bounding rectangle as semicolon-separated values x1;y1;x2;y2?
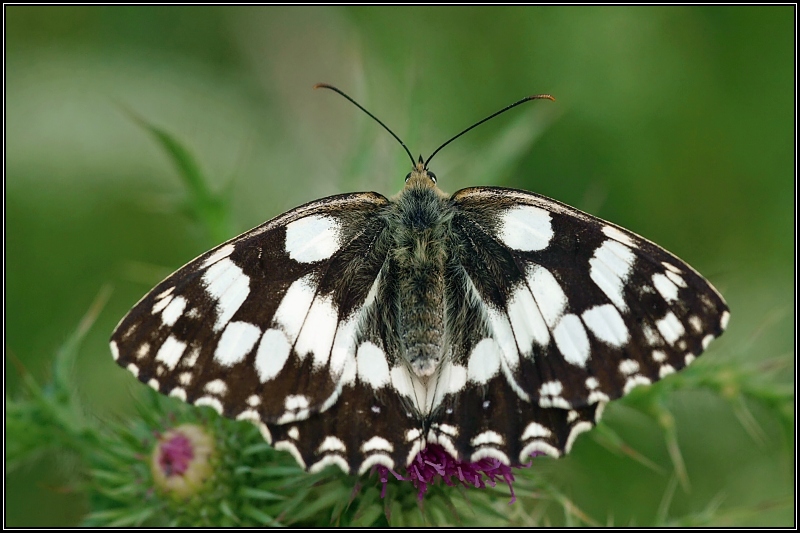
110;192;394;438
426;186;729;464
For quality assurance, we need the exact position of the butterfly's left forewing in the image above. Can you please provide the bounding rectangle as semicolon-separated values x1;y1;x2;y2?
111;192;397;445
427;186;729;463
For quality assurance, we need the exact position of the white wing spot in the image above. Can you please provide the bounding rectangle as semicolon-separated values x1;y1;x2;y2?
499;205;554;251
285;395;310;411
318;436;347;453
430;432;459;461
482;400;490;409
357;342;391;388
236;409;260;423
585;377;599;390
642;323;659;346
689;315;703;333
437;423;459;437
110;341;119;361
152;294;173;315
405;428;422;442
155;336;186;371
391;365;426;412
582;304;629;347
295;294;339;368
685;353;696;365
161;296;187;327
330;313;359;380
359;455;395;475
656;311;685;344
201;243;235;268
652;350;667;362
471;431;504;446
662;261;682;274
202;258;250;332
155;286;175;300
362;436;393;453
720;311;730;330
285;214;342;263
147;378;160;390
195;396;224;415
659;365;676;378
183;346;200;367
520;441;561;461
204;379;228;396
618;359;640;375
486;307;520;371
521;422;551;440
274;441;305;469
701;334;715;350
652;273;680;302
589;390;610;404
287;427;300;440
168;387;187;401
507;281;550;351
595;402;607;422
273;274;316;343
309;455;349;474
527;264;567;327
539;380;563;397
623;376;652;394
565;421;593;453
136;342;150;359
553;313;591;367
246;394;261;407
665;270;687;288
179;372;193;386
602;225;635;247
214;321;261;367
371;405;381;414
255;328;292;383
567;410;579;422
428;361;467;413
470;448;510;464
589;239;635;311
467;338;502;384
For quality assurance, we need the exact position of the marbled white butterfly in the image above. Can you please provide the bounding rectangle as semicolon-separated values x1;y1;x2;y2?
110;86;729;476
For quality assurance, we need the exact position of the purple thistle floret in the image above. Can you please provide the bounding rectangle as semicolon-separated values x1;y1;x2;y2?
158;432;194;476
375;444;540;503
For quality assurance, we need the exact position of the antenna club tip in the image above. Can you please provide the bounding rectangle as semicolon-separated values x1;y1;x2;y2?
530;94;555;102
313;83;335;91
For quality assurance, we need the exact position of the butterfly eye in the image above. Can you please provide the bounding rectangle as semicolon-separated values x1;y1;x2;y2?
428;171;437;183
405;172;412;182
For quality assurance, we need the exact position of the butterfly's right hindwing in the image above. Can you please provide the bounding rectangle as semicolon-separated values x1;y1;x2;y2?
110;192;392;431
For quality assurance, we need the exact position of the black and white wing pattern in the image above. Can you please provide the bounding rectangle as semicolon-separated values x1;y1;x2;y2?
423;186;729;464
110;192;416;471
111;179;729;476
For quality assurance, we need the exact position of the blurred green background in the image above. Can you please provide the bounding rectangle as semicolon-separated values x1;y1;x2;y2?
6;6;793;526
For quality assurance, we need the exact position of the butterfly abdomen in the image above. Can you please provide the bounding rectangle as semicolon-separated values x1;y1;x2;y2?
388;183;455;378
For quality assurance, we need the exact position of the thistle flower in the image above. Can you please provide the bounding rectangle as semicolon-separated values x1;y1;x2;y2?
150;424;216;499
375;444;539;503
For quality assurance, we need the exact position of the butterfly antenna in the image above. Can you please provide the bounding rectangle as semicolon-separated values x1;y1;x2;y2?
314;83;416;167
424;94;555;169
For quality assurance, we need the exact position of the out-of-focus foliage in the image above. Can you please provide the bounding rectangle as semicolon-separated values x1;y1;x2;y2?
6;6;793;526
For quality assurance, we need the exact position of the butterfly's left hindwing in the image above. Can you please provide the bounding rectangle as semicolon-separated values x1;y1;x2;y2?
110;192;396;438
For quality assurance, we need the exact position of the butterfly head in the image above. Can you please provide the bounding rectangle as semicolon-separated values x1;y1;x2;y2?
404;156;438;190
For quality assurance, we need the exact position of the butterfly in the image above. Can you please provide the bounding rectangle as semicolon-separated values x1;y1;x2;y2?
110;85;729;476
